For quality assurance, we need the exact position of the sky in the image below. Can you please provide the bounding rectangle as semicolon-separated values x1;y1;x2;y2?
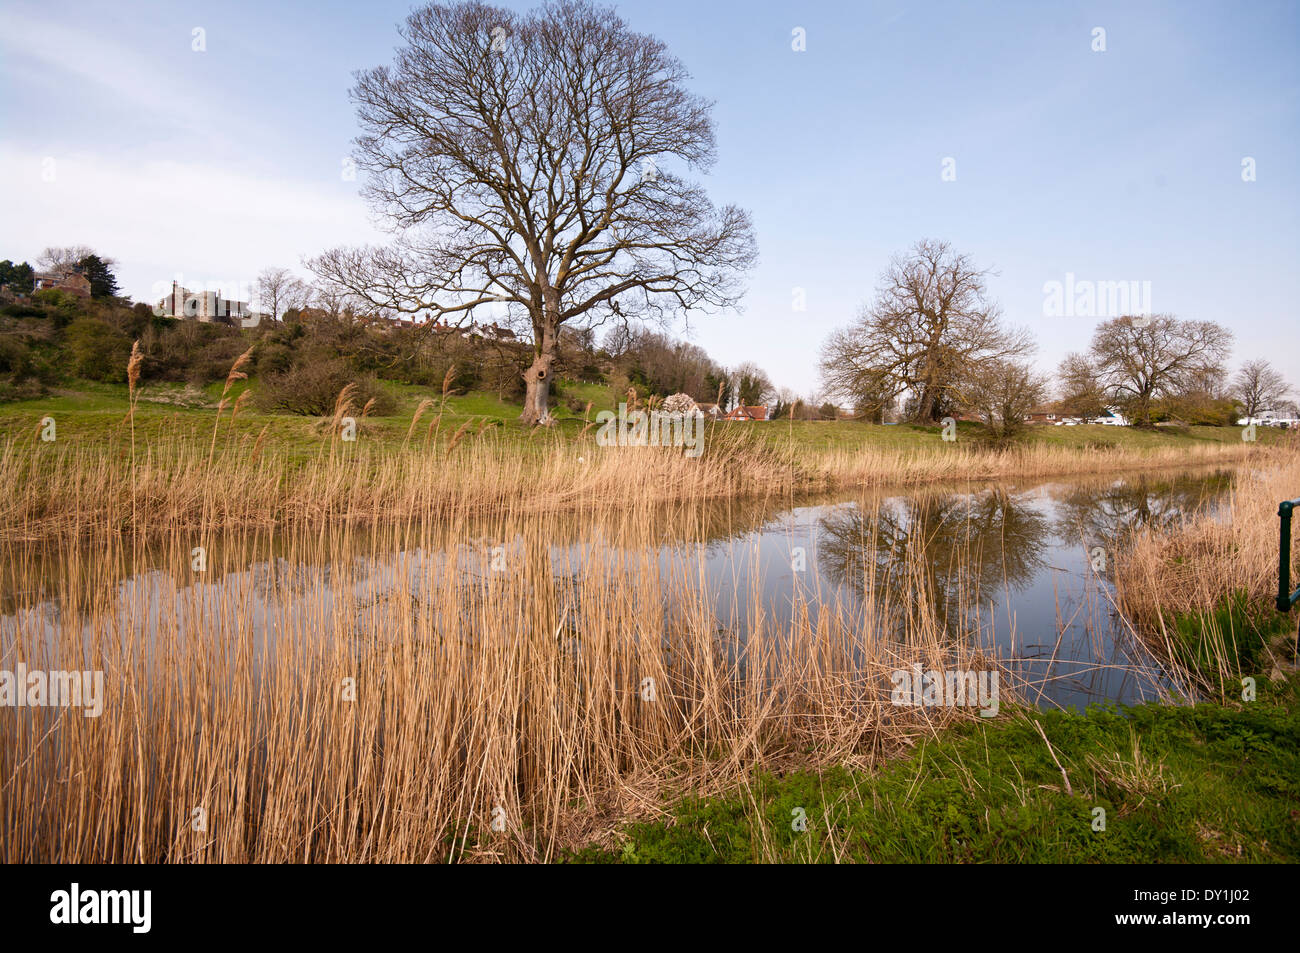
2;0;1297;397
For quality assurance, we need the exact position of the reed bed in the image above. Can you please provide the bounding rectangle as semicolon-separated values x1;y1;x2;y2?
1;499;1007;863
808;439;1270;488
0;417;1277;542
1114;448;1300;688
2;359;1289;860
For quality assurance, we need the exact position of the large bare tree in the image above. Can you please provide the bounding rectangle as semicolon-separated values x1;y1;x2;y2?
819;240;1030;423
1232;359;1290;419
38;245;110;273
309;0;756;424
1088;315;1232;427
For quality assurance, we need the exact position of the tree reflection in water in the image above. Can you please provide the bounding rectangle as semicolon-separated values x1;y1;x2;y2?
817;487;1051;636
1051;470;1233;582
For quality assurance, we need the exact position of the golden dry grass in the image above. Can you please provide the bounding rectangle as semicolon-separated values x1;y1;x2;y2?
0;418;1281;543
2;357;1292;862
1114;448;1300;687
1;503;1005;863
1117;452;1300;619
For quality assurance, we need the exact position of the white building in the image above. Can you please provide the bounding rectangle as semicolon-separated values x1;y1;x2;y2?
1089;408;1129;426
1237;409;1299;428
156;281;263;324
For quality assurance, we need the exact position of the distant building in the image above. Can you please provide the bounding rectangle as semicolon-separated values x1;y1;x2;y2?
156;281;259;324
1089;409;1129;426
465;320;516;341
1237;409;1299;428
724;404;768;421
32;268;91;297
1023;407;1060;424
694;402;723;420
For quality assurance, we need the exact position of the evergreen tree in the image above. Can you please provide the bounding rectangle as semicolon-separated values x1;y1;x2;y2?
76;254;120;298
0;260;35;293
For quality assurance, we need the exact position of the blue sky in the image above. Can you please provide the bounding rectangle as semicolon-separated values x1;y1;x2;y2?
2;0;1297;396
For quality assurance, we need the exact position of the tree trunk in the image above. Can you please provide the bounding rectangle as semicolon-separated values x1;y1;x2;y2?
520;350;554;425
914;385;938;424
520;307;557;426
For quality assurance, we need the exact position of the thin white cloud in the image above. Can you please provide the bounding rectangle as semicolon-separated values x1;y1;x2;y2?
0;9;268;147
0;146;385;301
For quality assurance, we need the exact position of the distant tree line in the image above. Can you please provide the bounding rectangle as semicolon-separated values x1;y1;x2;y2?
819;239;1292;433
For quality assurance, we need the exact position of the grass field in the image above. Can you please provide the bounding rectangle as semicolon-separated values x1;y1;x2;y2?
1;377;1291;456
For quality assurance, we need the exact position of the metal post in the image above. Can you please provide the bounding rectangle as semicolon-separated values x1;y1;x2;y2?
1279;500;1294;613
1279;499;1300;654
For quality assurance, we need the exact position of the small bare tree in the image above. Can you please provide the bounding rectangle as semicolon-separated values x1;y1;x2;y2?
308;0;756;424
819;240;1030;423
966;360;1048;440
1232;359;1290;420
1056;352;1107;419
38;245;108;273
255;267;308;324
1088;315;1232;427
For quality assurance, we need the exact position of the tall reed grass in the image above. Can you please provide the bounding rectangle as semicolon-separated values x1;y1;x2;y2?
2;348;1292;860
1115;448;1300;690
0;417;1278;542
1;501;1005;862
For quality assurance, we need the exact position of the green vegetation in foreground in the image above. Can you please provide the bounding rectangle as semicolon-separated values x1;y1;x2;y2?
568;678;1300;863
0;379;1290;456
1161;590;1297;689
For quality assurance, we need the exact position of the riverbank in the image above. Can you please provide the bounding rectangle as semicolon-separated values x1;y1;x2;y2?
1115;454;1300;695
566;676;1300;863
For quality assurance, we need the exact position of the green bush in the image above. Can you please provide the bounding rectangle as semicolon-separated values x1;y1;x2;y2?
0;336;32;376
1;303;44;319
62;318;130;382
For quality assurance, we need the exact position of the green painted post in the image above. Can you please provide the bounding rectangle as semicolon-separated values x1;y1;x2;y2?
1280;501;1294;613
1279;499;1300;653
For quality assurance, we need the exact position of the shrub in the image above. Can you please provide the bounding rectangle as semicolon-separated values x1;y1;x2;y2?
0;337;33;376
254;358;397;416
186;335;256;386
0;378;46;402
1;303;44;319
32;289;82;328
62;318;130;382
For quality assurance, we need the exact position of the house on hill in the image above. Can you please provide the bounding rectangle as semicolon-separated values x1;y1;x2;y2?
467;321;516;341
724;404;768;421
156;280;261;324
1023;406;1060;425
32;268;91;298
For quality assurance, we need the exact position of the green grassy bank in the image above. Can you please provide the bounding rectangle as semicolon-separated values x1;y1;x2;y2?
567;677;1300;864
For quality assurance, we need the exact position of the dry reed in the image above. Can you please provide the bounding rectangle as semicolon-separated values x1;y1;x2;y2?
0;497;1004;862
1114;445;1300;687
